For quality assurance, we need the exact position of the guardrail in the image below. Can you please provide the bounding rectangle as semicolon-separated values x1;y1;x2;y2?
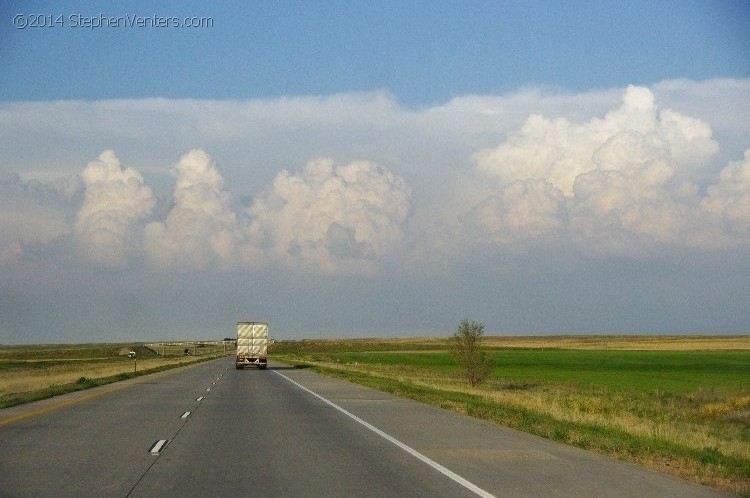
144;341;237;357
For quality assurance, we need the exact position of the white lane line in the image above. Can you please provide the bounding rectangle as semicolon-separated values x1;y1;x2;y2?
196;396;204;402
149;439;169;454
273;371;496;498
181;411;191;419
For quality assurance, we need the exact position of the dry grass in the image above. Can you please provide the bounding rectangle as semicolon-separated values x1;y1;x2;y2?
0;356;203;397
306;360;749;461
285;335;750;350
482;335;750;350
0;342;234;406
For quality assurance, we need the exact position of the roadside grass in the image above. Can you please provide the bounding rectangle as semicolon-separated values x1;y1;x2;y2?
272;336;750;495
0;342;232;409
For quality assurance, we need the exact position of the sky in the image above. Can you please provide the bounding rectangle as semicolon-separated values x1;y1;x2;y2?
1;1;749;343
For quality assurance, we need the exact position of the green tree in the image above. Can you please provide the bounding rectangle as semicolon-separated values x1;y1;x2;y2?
449;319;493;386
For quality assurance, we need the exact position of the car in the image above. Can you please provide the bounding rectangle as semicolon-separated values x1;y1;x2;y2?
127;351;136;358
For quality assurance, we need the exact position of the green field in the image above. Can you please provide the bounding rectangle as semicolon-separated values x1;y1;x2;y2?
321;349;748;393
272;337;750;495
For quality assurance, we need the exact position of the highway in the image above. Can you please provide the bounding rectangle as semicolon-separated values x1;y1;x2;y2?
0;357;731;497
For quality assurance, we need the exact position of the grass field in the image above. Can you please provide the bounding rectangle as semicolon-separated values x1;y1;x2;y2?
272;335;750;495
0;341;233;408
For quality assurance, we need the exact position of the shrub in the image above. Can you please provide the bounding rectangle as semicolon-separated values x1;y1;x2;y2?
449;319;493;386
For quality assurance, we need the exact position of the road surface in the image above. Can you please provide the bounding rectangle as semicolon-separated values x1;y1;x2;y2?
0;357;732;497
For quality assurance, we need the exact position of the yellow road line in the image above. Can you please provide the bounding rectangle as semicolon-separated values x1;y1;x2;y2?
0;379;140;427
0;359;217;427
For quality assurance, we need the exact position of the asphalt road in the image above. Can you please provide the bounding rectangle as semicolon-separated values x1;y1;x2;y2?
0;357;732;497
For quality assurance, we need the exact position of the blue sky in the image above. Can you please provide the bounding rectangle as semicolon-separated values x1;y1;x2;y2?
1;1;749;342
2;1;748;103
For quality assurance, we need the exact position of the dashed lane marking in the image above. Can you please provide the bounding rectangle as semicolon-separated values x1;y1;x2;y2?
149;439;169;455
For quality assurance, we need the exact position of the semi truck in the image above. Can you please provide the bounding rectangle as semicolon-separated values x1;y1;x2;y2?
236;322;269;369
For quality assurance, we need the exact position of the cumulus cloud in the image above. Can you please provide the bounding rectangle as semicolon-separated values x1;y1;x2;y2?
475;85;718;195
2;80;748;274
75;150;155;266
569;130;686;251
464;179;566;245
466;85;747;253
45;148;413;274
246;158;412;274
144;149;239;269
701;149;750;242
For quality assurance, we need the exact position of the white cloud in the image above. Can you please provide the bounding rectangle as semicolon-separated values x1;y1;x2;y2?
464;179;566;245
657;109;719;170
144;149;239;269
75;150;155;266
474;85;718;195
246;158;412;274
1;80;748;274
465;85;747;254
701;149;750;242
568;129;686;251
1;80;749;341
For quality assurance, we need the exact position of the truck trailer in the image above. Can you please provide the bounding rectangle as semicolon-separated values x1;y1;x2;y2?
236;322;268;369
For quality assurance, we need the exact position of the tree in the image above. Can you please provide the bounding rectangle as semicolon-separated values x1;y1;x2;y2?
449;319;493;386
